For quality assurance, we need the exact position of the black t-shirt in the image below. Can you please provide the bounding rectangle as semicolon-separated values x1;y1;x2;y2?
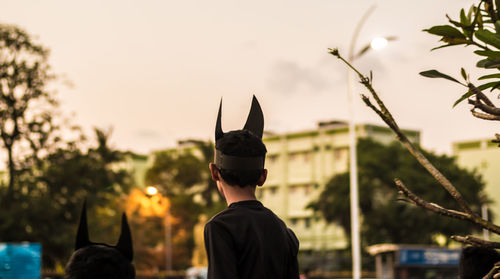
204;200;299;279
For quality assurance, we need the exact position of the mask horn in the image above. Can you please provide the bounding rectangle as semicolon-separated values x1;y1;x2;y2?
243;95;264;138
116;213;134;262
75;200;91;251
215;99;224;141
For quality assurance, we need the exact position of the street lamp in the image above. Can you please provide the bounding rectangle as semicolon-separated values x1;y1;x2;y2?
145;186;158;196
346;5;393;279
144;185;173;272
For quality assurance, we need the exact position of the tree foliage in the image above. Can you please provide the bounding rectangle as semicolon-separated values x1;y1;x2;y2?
0;24;57;203
0;128;134;268
142;141;224;270
419;0;500;126
0;23;134;269
310;138;486;246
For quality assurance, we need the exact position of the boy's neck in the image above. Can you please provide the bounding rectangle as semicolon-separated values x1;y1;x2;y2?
221;183;257;206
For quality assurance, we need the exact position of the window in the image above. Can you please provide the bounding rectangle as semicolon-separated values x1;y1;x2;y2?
334;147;348;160
304;184;312;195
304;218;311;228
303;152;311;162
268;154;279;163
270;187;278;195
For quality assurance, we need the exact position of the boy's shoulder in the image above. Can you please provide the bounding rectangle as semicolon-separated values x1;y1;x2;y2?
205;200;284;230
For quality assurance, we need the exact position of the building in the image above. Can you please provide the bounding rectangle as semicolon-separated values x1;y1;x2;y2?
141;120;420;270
257;120;420;267
452;138;500;240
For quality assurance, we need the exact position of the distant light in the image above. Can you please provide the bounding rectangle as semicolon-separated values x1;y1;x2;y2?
145;186;158;196
370;37;388;50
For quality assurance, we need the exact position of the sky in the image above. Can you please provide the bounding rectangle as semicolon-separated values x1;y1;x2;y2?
1;0;496;155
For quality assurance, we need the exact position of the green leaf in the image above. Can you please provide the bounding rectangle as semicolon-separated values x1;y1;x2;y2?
423;25;466;38
461;68;467;80
460;9;470;26
467;5;474;20
477;81;500;90
453;91;474;107
475;29;500;49
476;58;500;69
491;82;500;91
441;37;469;45
448;18;465;28
419;70;462;84
478;73;500;80
431;44;455;51
474;50;500;59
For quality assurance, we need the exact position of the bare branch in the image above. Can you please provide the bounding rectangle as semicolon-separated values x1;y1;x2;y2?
332;49;475;215
471;109;500;121
451;235;500;250
395;171;500;234
395;179;471;221
469;83;496;107
481;263;500;279
333;47;500;238
472;100;500;116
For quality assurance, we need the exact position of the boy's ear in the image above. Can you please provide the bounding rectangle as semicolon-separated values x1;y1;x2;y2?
209;163;220;181
257;169;267;187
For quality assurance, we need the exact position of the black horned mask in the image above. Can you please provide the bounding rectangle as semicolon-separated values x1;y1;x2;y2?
75;201;134;262
214;95;265;170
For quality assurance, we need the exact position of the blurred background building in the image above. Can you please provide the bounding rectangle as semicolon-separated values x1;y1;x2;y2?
257;120;420;269
453;138;500;241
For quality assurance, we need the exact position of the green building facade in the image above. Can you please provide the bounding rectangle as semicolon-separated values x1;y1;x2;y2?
453;138;500;240
258;121;421;259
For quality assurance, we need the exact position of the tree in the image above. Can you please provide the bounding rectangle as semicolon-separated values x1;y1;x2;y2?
0;128;134;268
141;140;225;270
0;24;56;205
310;138;486;246
0;23;136;268
330;0;500;277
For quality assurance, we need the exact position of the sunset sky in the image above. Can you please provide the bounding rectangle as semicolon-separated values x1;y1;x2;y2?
2;0;493;155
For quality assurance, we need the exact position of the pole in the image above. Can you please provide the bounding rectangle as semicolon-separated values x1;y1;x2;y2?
482;204;490;240
165;209;173;271
347;5;376;279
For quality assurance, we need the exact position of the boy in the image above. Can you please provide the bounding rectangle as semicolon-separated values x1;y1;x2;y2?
204;96;299;279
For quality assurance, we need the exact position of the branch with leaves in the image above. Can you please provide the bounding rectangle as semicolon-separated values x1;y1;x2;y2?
330;1;500;276
418;1;500;140
330;47;500;247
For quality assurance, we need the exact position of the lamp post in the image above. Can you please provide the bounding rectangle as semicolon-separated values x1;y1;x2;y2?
346;5;393;279
145;186;173;272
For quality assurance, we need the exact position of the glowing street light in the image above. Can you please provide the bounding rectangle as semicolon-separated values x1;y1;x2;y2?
370;37;388;50
145;186;158;196
143;185;172;272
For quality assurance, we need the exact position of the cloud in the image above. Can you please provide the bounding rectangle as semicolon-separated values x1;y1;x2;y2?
266;60;331;94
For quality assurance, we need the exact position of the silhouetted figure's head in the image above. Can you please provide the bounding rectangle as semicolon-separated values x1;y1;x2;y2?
459;246;500;279
65;202;135;279
213;95;267;187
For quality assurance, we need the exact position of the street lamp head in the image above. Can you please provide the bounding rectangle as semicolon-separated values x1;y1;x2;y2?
145;186;158;196
370;37;388;50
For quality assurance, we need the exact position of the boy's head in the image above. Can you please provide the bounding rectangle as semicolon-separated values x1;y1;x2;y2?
215;129;267;187
212;96;267;188
65;202;135;279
